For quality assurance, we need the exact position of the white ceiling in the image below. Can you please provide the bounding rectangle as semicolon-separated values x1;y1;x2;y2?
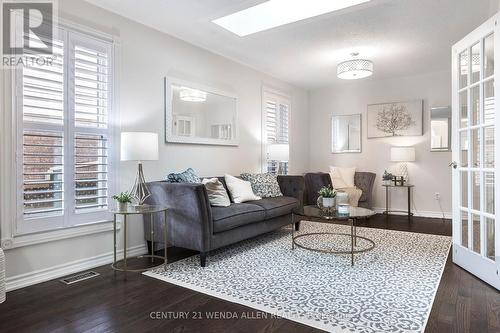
85;0;497;89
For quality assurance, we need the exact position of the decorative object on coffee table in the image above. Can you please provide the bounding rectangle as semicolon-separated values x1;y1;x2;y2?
121;132;159;206
317;185;336;217
382;183;414;219
111;205;168;272
0;247;5;303
391;146;415;183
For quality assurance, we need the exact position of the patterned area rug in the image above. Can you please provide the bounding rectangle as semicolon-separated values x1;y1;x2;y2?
144;222;451;333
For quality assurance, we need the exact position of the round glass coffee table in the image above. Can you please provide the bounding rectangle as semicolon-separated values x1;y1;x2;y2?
291;205;376;266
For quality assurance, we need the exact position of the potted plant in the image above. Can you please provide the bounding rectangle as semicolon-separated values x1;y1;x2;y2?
317;185;337;208
113;192;133;211
382;170;394;185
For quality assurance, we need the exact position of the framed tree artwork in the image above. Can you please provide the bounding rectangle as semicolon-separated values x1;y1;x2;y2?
367;100;423;138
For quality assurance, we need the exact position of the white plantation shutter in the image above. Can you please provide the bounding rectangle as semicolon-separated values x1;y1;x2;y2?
71;35;112;217
22;131;64;218
22;39;65;124
263;91;290;174
278;103;289;144
16;26;114;234
74;45;109;128
266;100;278;143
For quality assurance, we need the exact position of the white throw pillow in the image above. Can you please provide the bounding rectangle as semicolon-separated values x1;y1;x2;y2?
329;166;356;188
224;174;262;203
202;178;231;207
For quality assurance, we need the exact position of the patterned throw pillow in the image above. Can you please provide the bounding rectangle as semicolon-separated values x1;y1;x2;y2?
240;173;283;198
166;168;201;183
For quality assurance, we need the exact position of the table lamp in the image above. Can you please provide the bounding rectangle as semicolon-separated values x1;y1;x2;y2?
267;144;289;175
390;146;415;183
121;132;159;206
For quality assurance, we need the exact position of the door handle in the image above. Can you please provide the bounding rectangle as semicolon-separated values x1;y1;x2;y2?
449;161;458;169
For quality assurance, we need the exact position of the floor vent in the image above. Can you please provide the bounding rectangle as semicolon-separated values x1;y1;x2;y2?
60;271;100;285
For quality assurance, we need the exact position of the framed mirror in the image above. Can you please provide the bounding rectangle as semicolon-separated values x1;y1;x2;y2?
331;114;361;153
430;106;451;152
165;77;238;146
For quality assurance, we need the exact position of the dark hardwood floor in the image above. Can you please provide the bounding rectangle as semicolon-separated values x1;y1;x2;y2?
0;214;499;333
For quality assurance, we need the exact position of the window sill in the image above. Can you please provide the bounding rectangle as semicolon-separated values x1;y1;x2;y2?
1;220;121;250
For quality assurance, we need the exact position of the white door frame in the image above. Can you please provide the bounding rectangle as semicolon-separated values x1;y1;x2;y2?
451;14;500;290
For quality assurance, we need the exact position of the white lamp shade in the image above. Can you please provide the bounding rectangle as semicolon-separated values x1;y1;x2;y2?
121;132;159;161
268;144;289;161
391;146;415;162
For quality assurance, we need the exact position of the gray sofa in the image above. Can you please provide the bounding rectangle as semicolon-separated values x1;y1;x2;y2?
143;176;305;267
304;172;376;208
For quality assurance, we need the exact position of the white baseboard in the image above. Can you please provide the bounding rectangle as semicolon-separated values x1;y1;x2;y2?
372;207;452;219
5;244;147;292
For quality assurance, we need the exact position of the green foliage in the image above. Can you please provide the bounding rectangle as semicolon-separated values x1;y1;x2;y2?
318;185;336;198
382;170;394;181
112;192;133;203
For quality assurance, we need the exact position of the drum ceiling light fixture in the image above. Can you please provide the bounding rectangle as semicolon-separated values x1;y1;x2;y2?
337;52;374;80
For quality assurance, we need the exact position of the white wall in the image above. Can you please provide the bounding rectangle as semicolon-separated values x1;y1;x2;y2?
0;0;309;285
309;70;452;217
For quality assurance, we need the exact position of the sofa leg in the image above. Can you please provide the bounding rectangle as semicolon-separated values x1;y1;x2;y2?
295;222;301;231
200;252;207;267
146;241;154;255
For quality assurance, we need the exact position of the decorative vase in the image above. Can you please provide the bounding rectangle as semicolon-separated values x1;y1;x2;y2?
322;197;335;208
118;202;129;211
317;196;336;208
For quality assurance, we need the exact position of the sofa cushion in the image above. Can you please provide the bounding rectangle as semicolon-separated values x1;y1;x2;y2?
248;196;299;219
166;168;201;183
212;203;265;233
224;174;261;203
240;173;283;198
202;178;231;207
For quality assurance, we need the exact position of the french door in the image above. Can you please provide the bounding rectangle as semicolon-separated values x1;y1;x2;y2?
452;14;499;290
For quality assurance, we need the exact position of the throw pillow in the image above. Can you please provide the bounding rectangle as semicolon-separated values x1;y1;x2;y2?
224;174;261;203
240;173;283;198
166;168;201;183
329;166;356;188
202;178;231;207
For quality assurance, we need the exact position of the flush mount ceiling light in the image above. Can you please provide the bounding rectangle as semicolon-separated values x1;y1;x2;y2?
337;53;373;80
213;0;372;37
179;87;207;102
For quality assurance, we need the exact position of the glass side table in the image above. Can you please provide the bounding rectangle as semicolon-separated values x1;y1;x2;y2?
110;205;168;272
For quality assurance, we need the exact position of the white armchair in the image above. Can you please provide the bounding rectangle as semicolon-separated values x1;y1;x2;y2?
0;248;5;303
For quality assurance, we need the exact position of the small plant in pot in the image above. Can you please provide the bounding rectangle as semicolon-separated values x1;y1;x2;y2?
113;192;133;211
382;170;394;185
317;185;337;208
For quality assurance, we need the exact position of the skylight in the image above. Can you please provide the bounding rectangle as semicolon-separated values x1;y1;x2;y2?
213;0;371;37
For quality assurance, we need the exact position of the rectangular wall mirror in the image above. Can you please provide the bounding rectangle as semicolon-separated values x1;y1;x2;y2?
331;114;361;153
430;106;451;152
165;77;238;146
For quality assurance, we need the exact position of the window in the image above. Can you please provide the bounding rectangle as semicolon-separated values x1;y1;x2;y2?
263;90;290;175
16;26;114;235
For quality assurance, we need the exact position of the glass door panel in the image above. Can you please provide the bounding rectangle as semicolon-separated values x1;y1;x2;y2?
472;43;481;84
453;16;499;290
485;34;495;78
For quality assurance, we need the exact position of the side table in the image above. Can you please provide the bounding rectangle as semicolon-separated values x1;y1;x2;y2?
110;205;168;272
382;184;414;218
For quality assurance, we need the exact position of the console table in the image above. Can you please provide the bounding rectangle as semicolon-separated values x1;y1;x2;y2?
382;184;414;218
